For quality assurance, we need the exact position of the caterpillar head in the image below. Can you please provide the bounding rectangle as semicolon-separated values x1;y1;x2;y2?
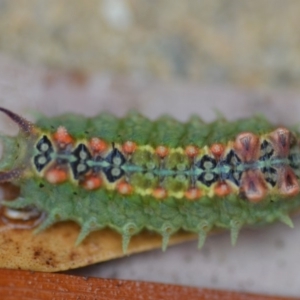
0;107;38;184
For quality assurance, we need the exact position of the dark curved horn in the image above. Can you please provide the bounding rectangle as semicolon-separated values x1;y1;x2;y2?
0;107;34;135
0;169;21;182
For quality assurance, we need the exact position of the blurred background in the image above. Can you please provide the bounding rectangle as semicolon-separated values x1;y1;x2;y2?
0;0;300;297
1;0;300;87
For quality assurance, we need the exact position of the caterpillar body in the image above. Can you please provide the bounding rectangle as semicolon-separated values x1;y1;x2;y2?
0;107;300;252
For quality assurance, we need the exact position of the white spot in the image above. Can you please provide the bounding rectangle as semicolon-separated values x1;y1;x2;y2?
41;143;49;152
80;150;87;160
38;156;47;165
111;167;121;177
57;126;68;136
113;156;122;166
233;172;240;180
4;207;40;221
204;173;214;182
101;0;133;31
77;164;86;173
203;161;213;170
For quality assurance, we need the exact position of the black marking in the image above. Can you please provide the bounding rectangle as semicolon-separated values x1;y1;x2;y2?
70;144;92;179
105;148;126;166
34;154;52;172
198;171;218;187
262;167;278;187
196;155;217;170
219;150;242;187
195;155;218;186
36;136;53;153
102;148;126;182
220;169;242;186
289;154;300;169
223;150;242;166
34;136;54;172
259;140;274;161
103;166;125;182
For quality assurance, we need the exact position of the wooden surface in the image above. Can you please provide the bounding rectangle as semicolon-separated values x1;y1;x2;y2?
0;269;296;300
0;219;197;272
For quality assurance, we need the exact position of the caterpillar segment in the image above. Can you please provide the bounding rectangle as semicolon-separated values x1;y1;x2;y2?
0;108;300;253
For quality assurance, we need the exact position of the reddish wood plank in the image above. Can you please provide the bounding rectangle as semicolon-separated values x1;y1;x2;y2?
0;269;296;300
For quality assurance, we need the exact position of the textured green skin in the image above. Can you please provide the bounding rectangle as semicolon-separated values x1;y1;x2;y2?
36;112;274;147
2;113;300;251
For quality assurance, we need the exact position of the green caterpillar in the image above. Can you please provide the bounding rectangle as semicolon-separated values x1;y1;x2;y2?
0;107;299;252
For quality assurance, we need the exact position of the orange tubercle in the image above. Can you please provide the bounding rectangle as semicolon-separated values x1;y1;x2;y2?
269;127;292;157
45;168;68;184
82;175;102;190
53;126;74;145
278;167;300;197
185;188;202;200
185;145;199;158
155;146;169;158
214;181;231;197
210;143;225;159
89;137;108;153
234;132;260;162
117;181;133;195
240;170;267;203
122;141;137;154
152;187;167;199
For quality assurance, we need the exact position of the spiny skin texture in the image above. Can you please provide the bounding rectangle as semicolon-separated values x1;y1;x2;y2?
1;108;300;252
